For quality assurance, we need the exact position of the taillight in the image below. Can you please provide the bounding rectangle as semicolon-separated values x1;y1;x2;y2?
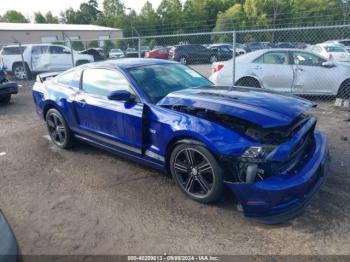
145;52;150;58
213;64;224;73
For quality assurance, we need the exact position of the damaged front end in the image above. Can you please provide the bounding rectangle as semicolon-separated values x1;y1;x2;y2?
221;116;328;224
166;104;328;224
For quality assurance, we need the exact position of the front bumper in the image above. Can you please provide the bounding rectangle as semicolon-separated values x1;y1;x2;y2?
225;131;329;224
0;82;18;96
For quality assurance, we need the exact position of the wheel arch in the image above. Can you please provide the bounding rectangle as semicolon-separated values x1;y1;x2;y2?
164;134;218;173
42;102;65;121
235;75;262;88
337;78;350;98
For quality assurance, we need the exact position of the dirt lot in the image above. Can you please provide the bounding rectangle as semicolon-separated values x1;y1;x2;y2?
0;79;349;256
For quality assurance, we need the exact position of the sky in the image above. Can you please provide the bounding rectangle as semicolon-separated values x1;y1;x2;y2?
0;0;163;18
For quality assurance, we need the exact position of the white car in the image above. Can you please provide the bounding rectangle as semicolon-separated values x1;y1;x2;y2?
109;48;125;59
0;44;94;79
307;43;350;63
209;49;350;98
324;39;350;52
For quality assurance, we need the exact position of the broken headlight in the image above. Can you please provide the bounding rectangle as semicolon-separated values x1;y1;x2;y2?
239;146;276;163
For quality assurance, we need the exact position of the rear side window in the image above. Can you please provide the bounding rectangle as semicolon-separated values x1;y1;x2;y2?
32;46;49;55
56;70;76;87
55;68;82;88
1;46;26;55
82;68;133;97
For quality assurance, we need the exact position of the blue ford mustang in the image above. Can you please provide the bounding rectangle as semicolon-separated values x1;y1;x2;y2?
32;59;329;224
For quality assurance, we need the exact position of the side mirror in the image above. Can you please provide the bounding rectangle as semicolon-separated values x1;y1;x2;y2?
322;61;335;68
63;49;71;54
108;90;135;102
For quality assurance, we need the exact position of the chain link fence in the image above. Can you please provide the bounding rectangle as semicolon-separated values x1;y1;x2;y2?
1;24;350;103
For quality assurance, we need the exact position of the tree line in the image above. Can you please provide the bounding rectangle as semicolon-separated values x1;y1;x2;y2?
1;0;349;35
1;0;350;49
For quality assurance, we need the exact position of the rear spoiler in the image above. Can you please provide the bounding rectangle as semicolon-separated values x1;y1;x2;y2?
36;71;63;83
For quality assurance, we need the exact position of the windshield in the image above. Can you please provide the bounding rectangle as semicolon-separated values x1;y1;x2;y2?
111;49;122;52
127;48;136;52
324;45;347;52
128;64;212;103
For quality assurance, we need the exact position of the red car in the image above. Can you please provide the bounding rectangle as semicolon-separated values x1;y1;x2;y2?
145;48;169;60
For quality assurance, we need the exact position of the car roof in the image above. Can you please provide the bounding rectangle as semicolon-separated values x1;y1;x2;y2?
87;58;177;70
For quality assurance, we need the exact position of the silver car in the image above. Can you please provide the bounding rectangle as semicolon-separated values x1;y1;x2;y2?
209;49;350;97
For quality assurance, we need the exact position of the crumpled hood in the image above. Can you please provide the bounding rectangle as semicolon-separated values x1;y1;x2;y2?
157;87;315;128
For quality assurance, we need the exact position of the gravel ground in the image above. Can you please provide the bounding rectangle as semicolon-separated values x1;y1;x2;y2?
0;79;349;256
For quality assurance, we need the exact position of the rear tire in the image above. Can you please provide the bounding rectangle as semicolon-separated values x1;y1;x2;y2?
337;80;350;99
236;77;261;88
0;94;11;104
46;109;74;149
210;55;218;64
179;56;188;65
170;143;224;204
12;63;31;80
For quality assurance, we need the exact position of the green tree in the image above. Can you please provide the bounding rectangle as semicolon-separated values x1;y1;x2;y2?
45;11;59;23
103;0;125;17
72;41;85;50
291;0;342;25
1;10;28;23
213;4;245;41
138;1;160;35
157;0;183;33
34;12;46;23
88;40;99;48
244;0;270;28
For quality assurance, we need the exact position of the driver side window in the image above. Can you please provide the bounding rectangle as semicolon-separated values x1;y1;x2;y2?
292;52;325;66
82;68;135;98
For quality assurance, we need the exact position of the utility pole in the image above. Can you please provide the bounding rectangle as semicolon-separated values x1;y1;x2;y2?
341;0;349;25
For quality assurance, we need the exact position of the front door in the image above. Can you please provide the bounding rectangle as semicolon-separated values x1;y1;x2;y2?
73;68;144;154
291;51;338;95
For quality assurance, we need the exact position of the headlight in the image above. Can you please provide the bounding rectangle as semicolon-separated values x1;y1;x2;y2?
239;146;275;162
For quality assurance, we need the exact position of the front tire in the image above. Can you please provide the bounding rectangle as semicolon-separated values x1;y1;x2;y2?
46;109;74;149
337;80;350;99
170;143;224;204
0;94;11;104
12;63;31;80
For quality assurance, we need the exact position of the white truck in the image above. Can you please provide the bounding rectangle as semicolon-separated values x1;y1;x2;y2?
0;44;94;79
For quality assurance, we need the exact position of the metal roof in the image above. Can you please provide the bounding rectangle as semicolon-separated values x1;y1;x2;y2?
0;23;121;31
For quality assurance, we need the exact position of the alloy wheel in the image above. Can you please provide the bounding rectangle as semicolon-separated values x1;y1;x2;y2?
14;65;26;80
180;57;187;65
173;148;214;198
47;113;66;146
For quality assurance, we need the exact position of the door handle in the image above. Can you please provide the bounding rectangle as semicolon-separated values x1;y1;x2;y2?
254;65;262;70
295;68;304;72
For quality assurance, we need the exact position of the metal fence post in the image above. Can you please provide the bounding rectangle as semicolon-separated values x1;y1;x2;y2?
231;31;236;89
18;41;28;81
138;38;141;58
63;32;75;68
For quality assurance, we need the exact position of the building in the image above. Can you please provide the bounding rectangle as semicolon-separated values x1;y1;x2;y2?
0;23;123;46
